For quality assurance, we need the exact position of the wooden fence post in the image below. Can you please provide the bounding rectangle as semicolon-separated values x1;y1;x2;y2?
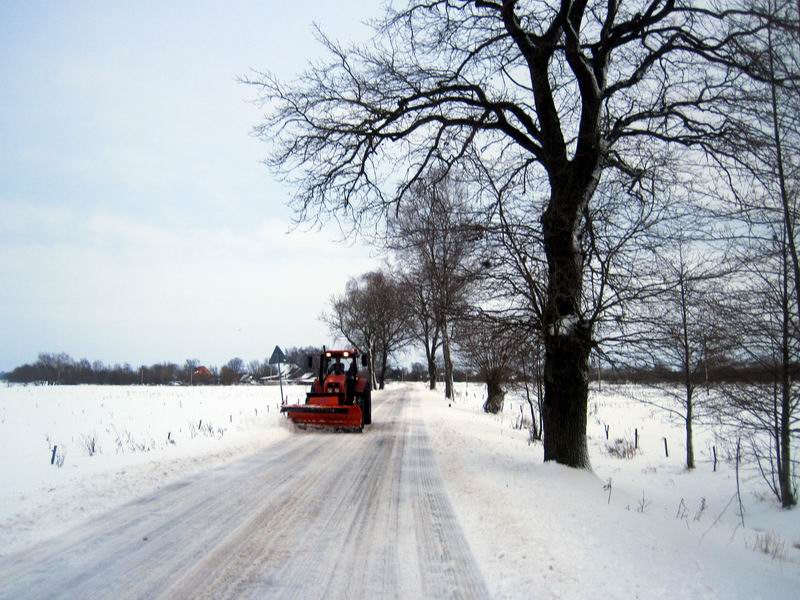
712;445;717;472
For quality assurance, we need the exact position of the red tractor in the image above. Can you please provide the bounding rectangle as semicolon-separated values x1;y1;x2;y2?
280;348;372;432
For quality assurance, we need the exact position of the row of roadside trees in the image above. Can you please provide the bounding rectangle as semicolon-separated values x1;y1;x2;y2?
251;0;800;507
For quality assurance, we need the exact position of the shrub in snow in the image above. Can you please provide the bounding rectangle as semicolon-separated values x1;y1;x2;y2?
122;430;156;453
747;531;787;561
675;497;707;527
694;497;707;522
80;433;100;456
107;424;125;454
634;491;651;513
606;437;637;459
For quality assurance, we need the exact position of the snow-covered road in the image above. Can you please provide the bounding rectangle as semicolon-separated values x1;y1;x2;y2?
0;386;489;599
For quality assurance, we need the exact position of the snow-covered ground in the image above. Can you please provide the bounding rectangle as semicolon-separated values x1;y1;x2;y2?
424;382;800;599
1;381;798;598
0;383;305;555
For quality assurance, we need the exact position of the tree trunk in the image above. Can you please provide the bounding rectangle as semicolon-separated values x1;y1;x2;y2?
779;377;795;507
540;183;594;469
427;358;437;390
521;353;540;440
679;262;695;470
422;311;439;391
542;328;591;468
779;228;796;506
378;348;388;390
442;320;455;399
483;376;505;414
686;388;695;470
535;349;544;439
424;332;438;390
368;344;378;390
768;19;797;508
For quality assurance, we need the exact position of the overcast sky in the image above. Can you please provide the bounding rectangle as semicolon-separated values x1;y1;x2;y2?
0;1;388;371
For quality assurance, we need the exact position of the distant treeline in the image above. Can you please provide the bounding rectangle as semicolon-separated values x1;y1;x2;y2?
401;360;796;387
597;361;800;386
2;349;321;386
3;352;792;387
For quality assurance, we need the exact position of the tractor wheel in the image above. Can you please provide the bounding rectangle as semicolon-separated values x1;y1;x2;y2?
363;391;372;425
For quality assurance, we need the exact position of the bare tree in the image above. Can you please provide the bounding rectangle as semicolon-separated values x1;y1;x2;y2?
325;270;411;389
714;232;799;507
455;313;517;414
401;270;442;390
637;237;731;470
714;0;799;507
517;339;545;441
249;1;758;467
247;359;263;379
220;357;245;385
284;346;324;373
388;169;483;398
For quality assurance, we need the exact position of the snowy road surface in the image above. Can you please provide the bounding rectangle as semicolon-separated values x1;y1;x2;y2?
0;387;489;599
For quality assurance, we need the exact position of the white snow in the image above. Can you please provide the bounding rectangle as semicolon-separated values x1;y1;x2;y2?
0;383;304;555
551;314;579;336
1;380;798;598
421;382;800;599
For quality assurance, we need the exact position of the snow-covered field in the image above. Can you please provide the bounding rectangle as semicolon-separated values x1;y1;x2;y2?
0;383;306;554
425;382;800;599
1;381;798;598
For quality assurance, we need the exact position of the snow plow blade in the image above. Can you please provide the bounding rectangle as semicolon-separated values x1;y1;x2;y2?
280;406;350;415
281;401;364;431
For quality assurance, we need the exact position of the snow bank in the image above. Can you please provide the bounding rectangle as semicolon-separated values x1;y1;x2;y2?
0;383;304;555
419;382;800;600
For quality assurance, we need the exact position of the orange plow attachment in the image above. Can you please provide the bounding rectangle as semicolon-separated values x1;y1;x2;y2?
280;393;364;431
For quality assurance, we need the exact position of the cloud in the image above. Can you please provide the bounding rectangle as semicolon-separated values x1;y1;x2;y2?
0;201;378;369
0;0;390;370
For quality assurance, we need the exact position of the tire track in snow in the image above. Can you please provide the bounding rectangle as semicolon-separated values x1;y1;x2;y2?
0;433;333;599
0;388;489;599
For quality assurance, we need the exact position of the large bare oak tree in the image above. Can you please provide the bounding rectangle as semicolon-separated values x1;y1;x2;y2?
248;0;751;467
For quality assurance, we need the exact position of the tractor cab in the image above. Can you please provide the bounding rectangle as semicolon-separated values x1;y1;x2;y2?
312;350;361;402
